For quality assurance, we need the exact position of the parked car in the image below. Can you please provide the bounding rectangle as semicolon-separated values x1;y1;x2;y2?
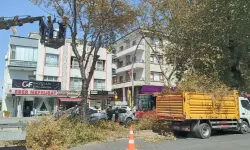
111;107;135;125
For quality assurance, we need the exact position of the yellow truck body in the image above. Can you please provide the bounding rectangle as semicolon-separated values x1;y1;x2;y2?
156;91;240;121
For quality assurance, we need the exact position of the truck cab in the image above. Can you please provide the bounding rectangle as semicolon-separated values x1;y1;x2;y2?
239;97;250;132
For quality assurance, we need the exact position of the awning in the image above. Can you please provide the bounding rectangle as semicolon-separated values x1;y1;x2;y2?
59;98;82;102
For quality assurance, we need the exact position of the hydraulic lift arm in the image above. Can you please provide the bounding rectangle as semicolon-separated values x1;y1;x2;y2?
0;16;44;30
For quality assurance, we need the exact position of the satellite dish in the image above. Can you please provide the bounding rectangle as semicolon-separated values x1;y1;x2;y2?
11;27;17;34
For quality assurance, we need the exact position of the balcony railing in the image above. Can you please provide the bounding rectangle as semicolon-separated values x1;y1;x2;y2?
9;60;37;68
113;78;144;84
117;60;145;69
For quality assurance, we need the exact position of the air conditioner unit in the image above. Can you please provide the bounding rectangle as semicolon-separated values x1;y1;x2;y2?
140;60;144;63
140;77;144;81
33;71;36;75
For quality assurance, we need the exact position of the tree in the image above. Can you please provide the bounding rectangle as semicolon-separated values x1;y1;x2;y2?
140;0;250;90
31;0;137;118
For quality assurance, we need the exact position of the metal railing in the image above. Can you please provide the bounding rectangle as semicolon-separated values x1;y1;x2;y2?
113;78;144;84
117;59;144;69
9;60;37;68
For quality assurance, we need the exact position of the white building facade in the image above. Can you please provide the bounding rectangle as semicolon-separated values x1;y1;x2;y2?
2;33;113;117
112;29;175;105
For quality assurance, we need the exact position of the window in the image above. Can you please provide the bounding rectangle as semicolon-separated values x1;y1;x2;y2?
150;54;163;64
71;57;79;68
158;56;163;64
112;68;116;75
150;55;154;63
10;46;38;61
119;76;124;83
241;100;250;111
45;54;59;67
150;72;154;81
44;76;58;82
151;72;161;81
133;73;136;80
94;79;105;90
118;61;123;68
112;76;117;84
126;72;130;82
126;55;131;65
159;73;164;81
132;40;136;46
70;78;82;91
28;75;36;81
96;60;105;71
119;46;124;51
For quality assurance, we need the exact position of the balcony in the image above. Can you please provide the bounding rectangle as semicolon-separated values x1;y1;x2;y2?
112;78;145;89
116;44;145;58
116;60;144;74
8;60;37;70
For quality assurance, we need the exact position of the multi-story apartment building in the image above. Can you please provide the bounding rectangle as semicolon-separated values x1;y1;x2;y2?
2;33;113;117
112;29;174;105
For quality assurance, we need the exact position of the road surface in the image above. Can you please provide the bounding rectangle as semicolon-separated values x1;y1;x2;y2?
71;132;250;150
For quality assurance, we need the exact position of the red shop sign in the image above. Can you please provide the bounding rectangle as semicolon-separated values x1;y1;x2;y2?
11;89;57;95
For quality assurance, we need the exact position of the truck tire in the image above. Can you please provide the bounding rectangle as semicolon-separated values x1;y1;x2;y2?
239;121;249;134
195;123;211;139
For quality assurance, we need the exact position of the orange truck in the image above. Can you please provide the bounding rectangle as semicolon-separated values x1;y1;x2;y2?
156;91;250;139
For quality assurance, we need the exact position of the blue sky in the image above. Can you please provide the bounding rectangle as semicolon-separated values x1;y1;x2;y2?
0;0;49;97
0;0;139;98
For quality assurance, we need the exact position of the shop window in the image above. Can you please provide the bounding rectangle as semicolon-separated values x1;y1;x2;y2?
45;53;59;67
40;102;47;111
44;76;58;82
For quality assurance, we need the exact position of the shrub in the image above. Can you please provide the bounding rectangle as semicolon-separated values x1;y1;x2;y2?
25;116;128;149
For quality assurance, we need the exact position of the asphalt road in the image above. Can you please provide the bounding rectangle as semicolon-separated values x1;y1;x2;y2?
71;132;250;150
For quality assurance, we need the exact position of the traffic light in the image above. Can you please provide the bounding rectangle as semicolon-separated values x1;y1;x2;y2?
115;93;118;100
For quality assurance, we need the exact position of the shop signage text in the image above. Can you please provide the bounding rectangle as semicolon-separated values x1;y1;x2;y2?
67;90;81;98
11;89;57;95
12;79;61;90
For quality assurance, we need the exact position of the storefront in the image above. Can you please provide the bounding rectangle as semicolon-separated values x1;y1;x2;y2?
89;90;115;110
7;89;59;117
6;79;62;117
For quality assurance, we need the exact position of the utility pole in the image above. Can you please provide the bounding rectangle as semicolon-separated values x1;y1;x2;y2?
130;36;144;108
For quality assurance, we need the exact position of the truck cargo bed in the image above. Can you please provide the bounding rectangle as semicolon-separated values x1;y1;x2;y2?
156;92;239;120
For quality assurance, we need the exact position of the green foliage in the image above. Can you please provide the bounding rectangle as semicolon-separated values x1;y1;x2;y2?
140;0;250;90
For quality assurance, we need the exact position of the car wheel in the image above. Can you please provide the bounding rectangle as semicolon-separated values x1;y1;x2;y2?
126;117;133;125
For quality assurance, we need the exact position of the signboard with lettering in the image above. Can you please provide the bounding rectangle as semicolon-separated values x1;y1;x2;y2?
67;90;81;98
12;79;61;90
9;89;57;95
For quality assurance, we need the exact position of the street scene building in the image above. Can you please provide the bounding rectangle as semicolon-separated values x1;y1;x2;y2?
2;33;113;117
112;29;176;107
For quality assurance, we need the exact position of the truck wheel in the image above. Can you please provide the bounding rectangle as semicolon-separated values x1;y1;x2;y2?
239;121;249;134
196;123;211;139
